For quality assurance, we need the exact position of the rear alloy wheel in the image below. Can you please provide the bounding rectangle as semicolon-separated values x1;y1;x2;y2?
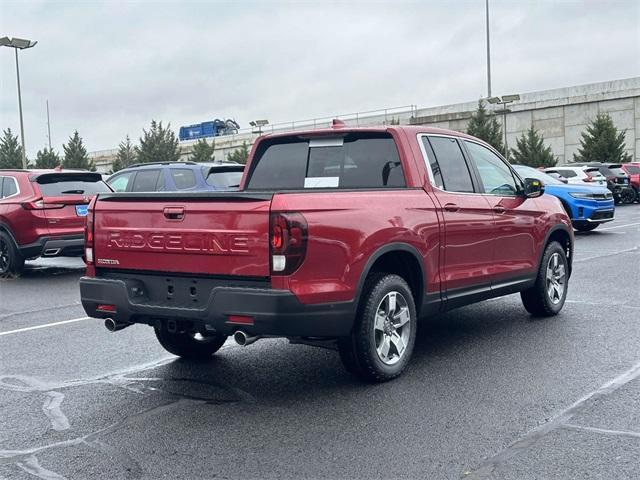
0;231;25;278
521;241;568;317
154;325;228;361
338;273;417;382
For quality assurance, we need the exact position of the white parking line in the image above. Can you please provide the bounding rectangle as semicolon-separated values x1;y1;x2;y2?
0;317;90;337
598;221;640;231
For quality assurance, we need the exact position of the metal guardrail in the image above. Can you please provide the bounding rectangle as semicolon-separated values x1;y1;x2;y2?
88;104;418;159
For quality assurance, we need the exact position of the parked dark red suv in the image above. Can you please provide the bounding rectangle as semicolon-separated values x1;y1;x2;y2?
0;169;110;276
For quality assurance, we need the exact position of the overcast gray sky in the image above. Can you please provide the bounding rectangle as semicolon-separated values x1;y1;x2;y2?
1;0;639;157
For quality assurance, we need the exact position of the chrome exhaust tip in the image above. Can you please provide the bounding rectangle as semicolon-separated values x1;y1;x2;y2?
43;248;61;257
233;330;260;346
104;318;132;332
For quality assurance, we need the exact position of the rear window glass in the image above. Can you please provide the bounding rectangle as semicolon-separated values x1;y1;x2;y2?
608;167;624;175
131;169;161;192
171;168;196;189
204;168;244;188
246;134;405;190
37;174;110;195
625;165;640;174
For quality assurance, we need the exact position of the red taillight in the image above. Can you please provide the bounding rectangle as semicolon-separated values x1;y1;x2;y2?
269;212;308;275
84;198;96;265
582;173;593;182
21;198;64;210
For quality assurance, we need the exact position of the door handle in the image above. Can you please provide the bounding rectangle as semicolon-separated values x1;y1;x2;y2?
163;207;185;220
443;203;460;213
493;205;506;214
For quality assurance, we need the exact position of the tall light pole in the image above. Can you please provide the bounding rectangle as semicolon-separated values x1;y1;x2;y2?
1;36;38;169
485;0;492;97
487;94;520;158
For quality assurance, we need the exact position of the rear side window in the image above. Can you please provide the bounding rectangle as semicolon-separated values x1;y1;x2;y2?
246;134;405;190
425;136;474;193
555;169;577;178
171;168;196;189
1;177;19;198
37;174;110;196
131;169;161;192
204;168;244;188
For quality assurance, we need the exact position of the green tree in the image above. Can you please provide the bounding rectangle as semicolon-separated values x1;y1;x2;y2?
510;127;557;168
136;120;181;164
111;135;137;172
573;113;632;163
62;130;95;170
467;100;504;154
227;141;249;164
190;138;216;162
0;128;24;169
35;147;61;169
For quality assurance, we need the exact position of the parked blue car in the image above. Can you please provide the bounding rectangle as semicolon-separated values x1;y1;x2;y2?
514;165;614;232
107;161;244;193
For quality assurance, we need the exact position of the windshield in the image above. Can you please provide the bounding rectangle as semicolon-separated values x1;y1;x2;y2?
513;165;563;185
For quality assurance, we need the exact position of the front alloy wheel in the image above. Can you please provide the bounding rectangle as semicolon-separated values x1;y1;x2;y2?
521;241;569;316
545;252;566;305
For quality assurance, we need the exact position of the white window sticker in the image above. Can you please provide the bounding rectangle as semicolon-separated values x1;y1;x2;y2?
304;177;340;188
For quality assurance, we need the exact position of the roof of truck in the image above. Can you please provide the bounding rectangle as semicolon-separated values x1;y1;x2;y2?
260;122;480;142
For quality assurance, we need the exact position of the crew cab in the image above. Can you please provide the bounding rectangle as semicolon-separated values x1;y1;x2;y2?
80;123;574;382
1;169;111;276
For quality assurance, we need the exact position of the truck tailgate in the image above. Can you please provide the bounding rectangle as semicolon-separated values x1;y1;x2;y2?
92;192;272;277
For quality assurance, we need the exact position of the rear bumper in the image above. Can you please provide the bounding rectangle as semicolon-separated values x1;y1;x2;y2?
79;276;355;337
19;234;84;259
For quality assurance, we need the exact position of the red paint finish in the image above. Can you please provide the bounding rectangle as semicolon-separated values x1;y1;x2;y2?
92;197;271;277
86;125;573;316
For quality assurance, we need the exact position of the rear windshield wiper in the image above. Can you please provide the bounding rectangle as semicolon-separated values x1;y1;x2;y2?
60;189;85;194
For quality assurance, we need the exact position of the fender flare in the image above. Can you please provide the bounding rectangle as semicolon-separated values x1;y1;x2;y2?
539;224;574;276
354;242;426;310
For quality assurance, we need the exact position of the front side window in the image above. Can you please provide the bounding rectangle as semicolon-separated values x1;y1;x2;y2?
425;136;474;193
246;134;405;190
108;172;135;192
464;141;519;196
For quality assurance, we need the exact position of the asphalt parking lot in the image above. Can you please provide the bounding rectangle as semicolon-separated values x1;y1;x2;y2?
0;206;638;480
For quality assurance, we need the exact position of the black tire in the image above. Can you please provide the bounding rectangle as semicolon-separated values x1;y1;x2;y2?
621;188;636;205
154;325;227;361
338;273;417;382
0;231;25;278
574;223;599;232
520;241;568;317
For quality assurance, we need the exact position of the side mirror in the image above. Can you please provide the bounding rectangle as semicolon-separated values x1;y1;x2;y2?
524;178;544;198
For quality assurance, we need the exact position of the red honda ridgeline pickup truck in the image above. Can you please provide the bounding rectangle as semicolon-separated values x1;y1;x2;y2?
80;123;574;382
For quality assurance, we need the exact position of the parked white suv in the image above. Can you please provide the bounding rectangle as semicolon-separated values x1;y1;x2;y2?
544;166;607;186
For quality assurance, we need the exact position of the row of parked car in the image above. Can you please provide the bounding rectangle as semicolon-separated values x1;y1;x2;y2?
0;157;637;276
